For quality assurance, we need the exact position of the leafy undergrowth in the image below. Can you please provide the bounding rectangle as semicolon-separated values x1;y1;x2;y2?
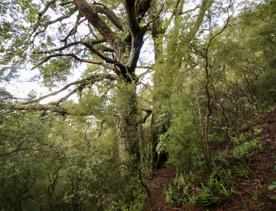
146;110;276;210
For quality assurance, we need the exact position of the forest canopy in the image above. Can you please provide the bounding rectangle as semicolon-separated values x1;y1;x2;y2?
0;0;275;210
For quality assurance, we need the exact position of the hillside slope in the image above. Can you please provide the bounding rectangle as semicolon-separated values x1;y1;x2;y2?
145;110;276;210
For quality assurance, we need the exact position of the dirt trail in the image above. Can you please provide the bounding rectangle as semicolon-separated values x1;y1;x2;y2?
144;164;177;211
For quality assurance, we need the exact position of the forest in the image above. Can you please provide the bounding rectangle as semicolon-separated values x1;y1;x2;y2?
0;0;275;210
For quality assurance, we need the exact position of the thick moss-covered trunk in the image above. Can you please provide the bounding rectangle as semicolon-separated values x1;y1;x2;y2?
116;81;141;173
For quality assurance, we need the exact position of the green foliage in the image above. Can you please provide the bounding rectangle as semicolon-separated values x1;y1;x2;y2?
233;140;262;159
268;181;276;201
40;58;72;86
1;0;275;210
156;72;205;171
165;124;265;208
253;69;276;105
209;0;275;115
165;167;233;207
251;188;261;201
268;181;276;191
164;173;197;205
197;185;220;207
232;127;262;159
153;2;275;209
233;164;250;179
0;112;144;210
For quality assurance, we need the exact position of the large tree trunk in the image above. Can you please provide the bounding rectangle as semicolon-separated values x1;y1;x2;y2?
116;80;141;174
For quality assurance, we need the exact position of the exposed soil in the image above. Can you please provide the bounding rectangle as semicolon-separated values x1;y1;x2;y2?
145;164;176;211
145;110;276;210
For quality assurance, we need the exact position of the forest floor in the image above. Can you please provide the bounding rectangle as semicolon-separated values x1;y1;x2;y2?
146;164;177;211
145;110;276;211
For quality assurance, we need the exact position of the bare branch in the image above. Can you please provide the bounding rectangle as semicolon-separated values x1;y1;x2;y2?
1;73;117;116
143;5;164;31
33;53;104;68
61;14;85;43
33;39;121;70
23;74;116;104
201;0;233;165
206;7;232;51
93;3;124;31
39;40;104;53
38;0;56;18
124;0;141;38
81;41;124;67
59;1;73;6
54;87;79;104
33;9;77;38
73;0;119;47
189;0;213;42
140;108;152;124
0;103;69;115
136;0;152;22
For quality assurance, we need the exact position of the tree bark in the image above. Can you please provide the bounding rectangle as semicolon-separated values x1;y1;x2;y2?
150;0;164;168
116;80;141;174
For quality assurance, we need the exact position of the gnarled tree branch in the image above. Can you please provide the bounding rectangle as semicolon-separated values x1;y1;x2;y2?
93;3;124;31
0;103;69;115
73;0;119;48
23;73;116;104
124;0;141;38
34;52;104;68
